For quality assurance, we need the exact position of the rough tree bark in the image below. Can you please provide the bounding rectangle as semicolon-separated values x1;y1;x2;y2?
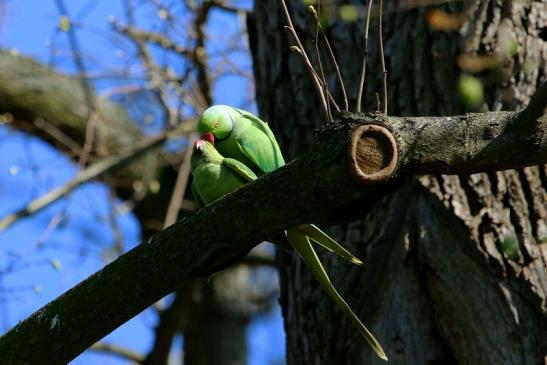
2;97;544;363
1;1;546;364
249;1;547;365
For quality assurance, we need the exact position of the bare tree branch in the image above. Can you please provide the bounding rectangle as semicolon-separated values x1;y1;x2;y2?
194;1;214;106
143;289;190;365
0;92;546;363
391;83;547;174
54;0;95;110
0;124;194;233
279;0;330;118
356;0;373;112
378;0;387;115
210;1;249;14
309;4;348;111
0;51;143;166
90;342;144;364
163;134;197;228
112;24;195;59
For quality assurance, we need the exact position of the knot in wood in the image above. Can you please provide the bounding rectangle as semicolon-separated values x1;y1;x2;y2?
348;124;398;185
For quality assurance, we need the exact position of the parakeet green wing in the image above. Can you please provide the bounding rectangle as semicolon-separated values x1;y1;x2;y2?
221;157;258;183
232;108;285;173
235;108;285;165
286;229;388;361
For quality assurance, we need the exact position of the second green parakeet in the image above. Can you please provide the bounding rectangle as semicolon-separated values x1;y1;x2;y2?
190;139;387;361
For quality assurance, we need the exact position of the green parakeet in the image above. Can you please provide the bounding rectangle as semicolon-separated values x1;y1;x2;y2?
191;139;258;207
190;138;388;361
198;105;284;174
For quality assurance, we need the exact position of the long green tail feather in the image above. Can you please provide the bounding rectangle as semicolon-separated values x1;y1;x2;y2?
286;228;388;361
296;224;363;265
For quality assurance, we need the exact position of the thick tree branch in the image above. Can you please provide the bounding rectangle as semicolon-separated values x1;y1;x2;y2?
0;52;140;158
344;81;547;177
0;96;546;363
390;112;546;175
0;51;174;213
0;119;396;365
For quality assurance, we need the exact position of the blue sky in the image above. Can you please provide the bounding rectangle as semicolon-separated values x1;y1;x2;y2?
0;1;284;364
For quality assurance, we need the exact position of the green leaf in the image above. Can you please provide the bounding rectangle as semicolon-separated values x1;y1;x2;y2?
50;258;62;271
59;15;71;32
458;74;484;107
339;5;359;23
149;179;161;194
500;236;520;261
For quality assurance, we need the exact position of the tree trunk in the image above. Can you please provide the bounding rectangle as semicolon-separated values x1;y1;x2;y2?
249;1;547;364
183;277;250;365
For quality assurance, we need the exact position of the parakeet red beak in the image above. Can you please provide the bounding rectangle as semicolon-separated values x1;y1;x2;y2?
194;139;204;151
202;132;215;145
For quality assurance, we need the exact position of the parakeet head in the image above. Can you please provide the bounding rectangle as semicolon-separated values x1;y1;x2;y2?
190;139;223;171
198;105;235;141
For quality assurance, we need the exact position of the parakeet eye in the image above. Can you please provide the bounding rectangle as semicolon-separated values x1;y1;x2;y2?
214;121;220;128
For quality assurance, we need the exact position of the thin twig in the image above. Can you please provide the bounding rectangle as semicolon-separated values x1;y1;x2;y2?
108;184;124;254
378;0;388;115
34;118;82;157
90;342;144;364
163;134;198;228
356;0;373;112
0;125;195;234
54;0;94;110
122;0;134;23
309;3;347;113
112;21;177;127
113;25;195;59
210;0;248;14
325;87;341;113
55;0;101;166
78;111;99;166
376;93;380;112
288;43;338;112
279;0;329;117
194;2;214;106
318;18;348;111
311;3;332;122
